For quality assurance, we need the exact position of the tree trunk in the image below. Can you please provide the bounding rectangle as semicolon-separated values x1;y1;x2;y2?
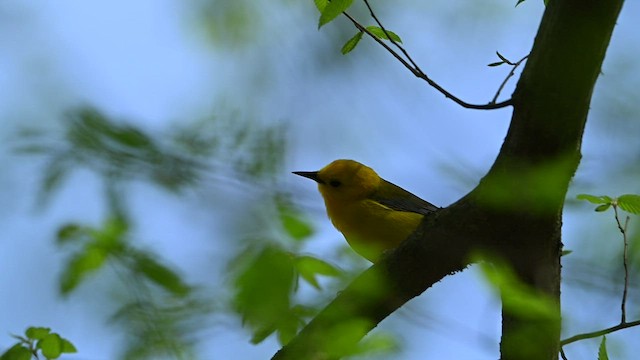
492;0;624;357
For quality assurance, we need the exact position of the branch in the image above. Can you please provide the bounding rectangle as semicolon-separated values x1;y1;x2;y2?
272;205;477;359
613;204;630;323
342;6;513;110
491;54;529;104
560;319;640;346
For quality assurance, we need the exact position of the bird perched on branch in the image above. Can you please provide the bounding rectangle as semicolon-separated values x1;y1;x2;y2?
294;159;439;262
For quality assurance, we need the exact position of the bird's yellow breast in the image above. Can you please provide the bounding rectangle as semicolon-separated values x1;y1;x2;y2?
324;198;423;262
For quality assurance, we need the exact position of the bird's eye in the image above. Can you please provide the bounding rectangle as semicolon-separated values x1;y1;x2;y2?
329;180;342;188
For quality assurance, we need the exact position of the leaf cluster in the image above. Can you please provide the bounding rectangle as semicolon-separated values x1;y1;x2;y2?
1;327;76;360
577;194;640;214
230;201;342;345
56;216;190;297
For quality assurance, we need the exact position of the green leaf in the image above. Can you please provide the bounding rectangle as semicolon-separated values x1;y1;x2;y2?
365;26;402;43
595;203;611;212
598;336;609;360
56;224;85;245
295;256;341;290
496;51;509;63
38;333;63;359
478;257;558;321
1;344;32;360
60;338;77;353
250;324;277;345
111;125;154;149
356;332;398;357
576;194;612;204
40;157;69;202
560;249;572;256
279;203;314;241
314;0;328;12
26;326;51;340
92;216;129;246
233;246;295;343
617;194;640;214
318;0;354;28
132;252;190;297
324;318;374;357
60;245;108;294
341;31;364;55
276;314;300;345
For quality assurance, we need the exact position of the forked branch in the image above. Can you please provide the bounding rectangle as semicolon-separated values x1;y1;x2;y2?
342;1;517;110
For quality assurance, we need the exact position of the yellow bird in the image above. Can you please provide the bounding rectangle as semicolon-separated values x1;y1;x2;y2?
293;159;439;262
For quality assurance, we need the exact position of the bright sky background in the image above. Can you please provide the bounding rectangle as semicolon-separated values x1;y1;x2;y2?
1;0;639;359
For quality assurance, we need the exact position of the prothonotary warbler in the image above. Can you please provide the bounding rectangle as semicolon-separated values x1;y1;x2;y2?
293;159;439;262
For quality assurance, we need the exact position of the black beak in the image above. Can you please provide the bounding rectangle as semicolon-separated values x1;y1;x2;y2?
292;171;324;184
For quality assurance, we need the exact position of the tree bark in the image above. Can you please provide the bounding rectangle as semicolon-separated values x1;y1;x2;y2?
273;0;625;359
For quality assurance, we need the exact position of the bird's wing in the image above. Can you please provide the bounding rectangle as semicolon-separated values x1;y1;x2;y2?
371;179;440;215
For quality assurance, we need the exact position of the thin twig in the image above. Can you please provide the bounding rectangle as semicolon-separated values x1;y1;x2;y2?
560;319;640;346
341;11;513;110
362;0;422;72
491;54;529;104
559;347;569;360
613;204;630;323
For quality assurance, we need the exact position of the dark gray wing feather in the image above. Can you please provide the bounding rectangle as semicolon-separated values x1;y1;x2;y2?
371;179;439;215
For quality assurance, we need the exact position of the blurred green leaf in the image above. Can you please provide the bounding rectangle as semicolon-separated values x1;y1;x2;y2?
478;259;558;320
357;332;398;357
238;125;286;179
39;156;69;204
250;324;277;345
477;157;574;213
37;333;62;359
318;0;354;28
598;336;609;360
324;318;373;357
577;194;612;204
60;338;77;353
233;245;295;343
314;0;328;12
0;344;32;360
25;326;50;340
63;106;203;192
56;224;85;245
341;31;364;55
278;203;314;241
365;26;402;43
595;204;611;212
112;126;154;149
111;296;210;360
617;194;640;214
60;245;108;294
295;256;341;290
276;313;300;346
171;120;219;157
198;2;260;48
92;216;128;247
132;252;190;297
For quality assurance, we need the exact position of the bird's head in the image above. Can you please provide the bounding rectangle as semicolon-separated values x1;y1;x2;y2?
293;159;381;201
